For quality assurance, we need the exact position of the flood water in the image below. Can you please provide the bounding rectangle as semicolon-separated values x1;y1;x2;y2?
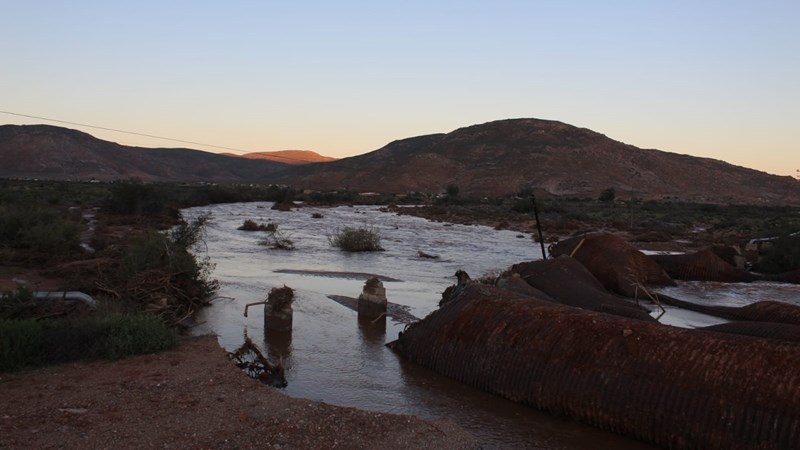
183;202;798;449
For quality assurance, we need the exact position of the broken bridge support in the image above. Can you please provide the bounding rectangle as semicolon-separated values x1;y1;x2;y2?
358;277;387;323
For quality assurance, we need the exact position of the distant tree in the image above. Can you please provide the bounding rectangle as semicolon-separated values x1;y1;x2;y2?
598;187;616;202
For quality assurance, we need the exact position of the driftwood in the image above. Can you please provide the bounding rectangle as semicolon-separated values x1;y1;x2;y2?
228;336;287;388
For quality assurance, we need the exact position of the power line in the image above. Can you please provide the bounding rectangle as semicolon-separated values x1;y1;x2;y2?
0;110;319;164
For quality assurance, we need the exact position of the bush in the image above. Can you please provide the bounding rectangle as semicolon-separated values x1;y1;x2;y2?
598;187;616;202
0;287;34;320
0;313;178;372
755;234;800;274
512;198;533;213
238;219;275;232
105;181;169;216
238;219;261;231
329;226;384;252
0;205;80;255
113;214;219;326
260;230;295;250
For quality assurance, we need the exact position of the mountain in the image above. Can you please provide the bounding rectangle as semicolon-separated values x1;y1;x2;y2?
224;150;337;165
2;120;799;205
279;118;800;205
0;125;288;182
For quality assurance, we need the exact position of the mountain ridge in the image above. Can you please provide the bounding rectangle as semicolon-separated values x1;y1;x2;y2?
1;120;798;205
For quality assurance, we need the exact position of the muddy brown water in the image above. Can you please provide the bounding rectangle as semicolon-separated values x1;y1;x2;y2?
184;202;798;449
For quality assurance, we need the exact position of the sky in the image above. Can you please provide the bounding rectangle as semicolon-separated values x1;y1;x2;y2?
2;1;798;177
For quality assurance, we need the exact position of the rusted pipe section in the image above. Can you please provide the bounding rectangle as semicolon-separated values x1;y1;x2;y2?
700;321;800;343
657;294;800;326
33;291;96;308
243;301;267;317
649;249;762;282
509;257;656;322
389;284;800;449
549;233;675;297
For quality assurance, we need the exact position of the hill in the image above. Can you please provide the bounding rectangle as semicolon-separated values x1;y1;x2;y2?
2;120;798;205
0;125;288;182
280;118;800;205
225;150;336;165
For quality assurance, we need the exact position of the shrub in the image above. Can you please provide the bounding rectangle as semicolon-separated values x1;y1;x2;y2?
237;219;275;232
755;234;800;274
0;205;80;255
0;287;34;320
113;214;219;326
260;230;295;250
512;198;533;213
598;187;616;202
238;219;262;231
329;226;384;252
105;181;168;216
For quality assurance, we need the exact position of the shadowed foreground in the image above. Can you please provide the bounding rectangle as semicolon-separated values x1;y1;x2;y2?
0;336;476;449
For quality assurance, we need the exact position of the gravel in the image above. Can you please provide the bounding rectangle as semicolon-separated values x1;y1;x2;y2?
0;336;478;449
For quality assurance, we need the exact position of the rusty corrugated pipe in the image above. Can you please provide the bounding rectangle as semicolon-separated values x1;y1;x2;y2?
390;284;800;449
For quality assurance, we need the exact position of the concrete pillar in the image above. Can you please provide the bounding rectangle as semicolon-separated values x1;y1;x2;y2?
265;286;294;332
358;277;387;322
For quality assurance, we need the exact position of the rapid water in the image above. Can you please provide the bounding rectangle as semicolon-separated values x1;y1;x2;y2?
183;202;798;449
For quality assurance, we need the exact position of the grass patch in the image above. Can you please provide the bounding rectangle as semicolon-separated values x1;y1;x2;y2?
0;313;178;372
329;226;384;252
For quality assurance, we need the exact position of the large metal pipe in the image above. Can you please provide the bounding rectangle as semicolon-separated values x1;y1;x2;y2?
33;291;96;308
389;284;800;449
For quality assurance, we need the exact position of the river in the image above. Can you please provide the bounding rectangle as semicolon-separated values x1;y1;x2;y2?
182;202;798;449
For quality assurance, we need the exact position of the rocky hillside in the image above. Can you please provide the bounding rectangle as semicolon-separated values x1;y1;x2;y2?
281;119;800;205
0;125;288;182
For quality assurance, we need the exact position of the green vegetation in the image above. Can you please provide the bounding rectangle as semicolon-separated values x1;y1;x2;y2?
0;204;81;263
756;234;800;274
329;226;384;252
0;313;178;372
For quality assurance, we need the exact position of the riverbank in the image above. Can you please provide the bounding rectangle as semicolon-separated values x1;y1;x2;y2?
0;335;478;449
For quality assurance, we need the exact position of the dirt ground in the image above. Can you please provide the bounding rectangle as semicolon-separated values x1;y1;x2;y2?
0;336;478;449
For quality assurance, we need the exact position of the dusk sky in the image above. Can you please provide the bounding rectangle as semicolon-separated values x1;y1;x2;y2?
2;1;798;177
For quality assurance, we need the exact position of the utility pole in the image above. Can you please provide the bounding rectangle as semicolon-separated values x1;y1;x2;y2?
531;195;547;259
